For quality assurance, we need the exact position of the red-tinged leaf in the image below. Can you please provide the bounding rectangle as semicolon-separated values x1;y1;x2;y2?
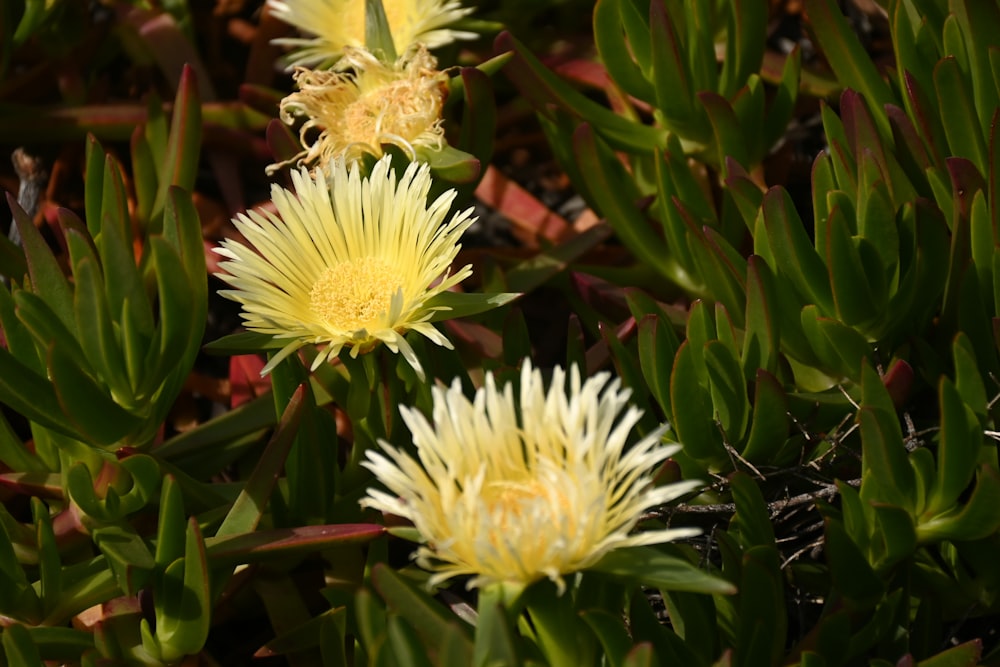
742;257;778;378
719;0;767;98
456;66;496;182
825;203;880;327
206;524;385;565
494;31;666;152
699;92;748;174
573;124;675;277
739;370;789;464
763;45;801;151
670;342;724;465
841;90;887;179
916;640;982;667
372;563;473;654
153;64;203;221
859;404;915;512
886;104;932;191
553;55;654;114
935;57;988;172
238;83;284;117
918;464;1000;542
704;340;750;444
649;0;706;141
572;272;631;323
950;0;1000;134
881;358;913;410
7;194;74;334
926;377;981;516
762;50;839;98
803;0;895;122
761;187;834;315
991;107;1000;242
473;165;570;245
216;384;305;537
903;71;948;168
623;643;655;667
230;355;270;408
443;319;503;360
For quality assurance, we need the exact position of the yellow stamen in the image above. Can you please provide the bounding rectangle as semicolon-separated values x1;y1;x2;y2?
310;256;403;330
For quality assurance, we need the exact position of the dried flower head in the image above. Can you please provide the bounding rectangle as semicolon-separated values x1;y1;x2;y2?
214;155;475;379
270;46;446;173
268;0;475;68
361;362;701;592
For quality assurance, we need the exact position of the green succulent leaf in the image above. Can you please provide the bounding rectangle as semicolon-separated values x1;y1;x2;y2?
496;31;666;152
594;0;655;104
590;546;736;594
804;0;895;127
424;291;521;322
670;342;724;465
47;340;143;448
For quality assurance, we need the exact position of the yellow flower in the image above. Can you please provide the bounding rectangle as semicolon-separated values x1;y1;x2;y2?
270;46;446;173
268;0;475;68
214;154;475;378
361;362;701;592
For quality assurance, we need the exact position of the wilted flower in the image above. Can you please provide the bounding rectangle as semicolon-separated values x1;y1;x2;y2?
270;46;446;173
361;362;701;592
268;0;475;68
214;155;475;378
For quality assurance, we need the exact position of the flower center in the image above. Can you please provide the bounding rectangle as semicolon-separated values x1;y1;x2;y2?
483;478;567;528
309;256;403;331
343;79;441;149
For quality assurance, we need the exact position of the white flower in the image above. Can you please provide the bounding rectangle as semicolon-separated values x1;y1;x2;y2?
268;0;476;68
214;154;475;378
361;362;701;592
270;46;446;173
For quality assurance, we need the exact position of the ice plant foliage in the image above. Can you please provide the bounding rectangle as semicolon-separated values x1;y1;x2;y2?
361;363;701;592
268;0;475;68
271;45;446;172
214;155;475;378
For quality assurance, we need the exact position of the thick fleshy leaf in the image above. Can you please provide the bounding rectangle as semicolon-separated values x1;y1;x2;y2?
670;342;724;464
372;564;473;663
760;187;834;315
719;0;766;98
215;384;304;538
593;0;655;104
582;609;633;667
495;31;666;151
700;92;747;171
916;639;983;667
804;0;895;133
926;377;982;516
590;546;736;594
935;57;988;172
734;546;785;667
0;346;76;439
8;194;74;334
142;518;211;663
48;341;143;447
92;524;155;597
206;524;385;564
730;472;776;547
573;124;671;276
823;515;883;607
739;370;789;464
424;291;520;322
152;64;202;224
649;0;706;142
917;464;1000;542
704;340;750;444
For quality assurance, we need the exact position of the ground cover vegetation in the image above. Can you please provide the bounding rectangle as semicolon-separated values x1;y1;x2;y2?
1;0;999;664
